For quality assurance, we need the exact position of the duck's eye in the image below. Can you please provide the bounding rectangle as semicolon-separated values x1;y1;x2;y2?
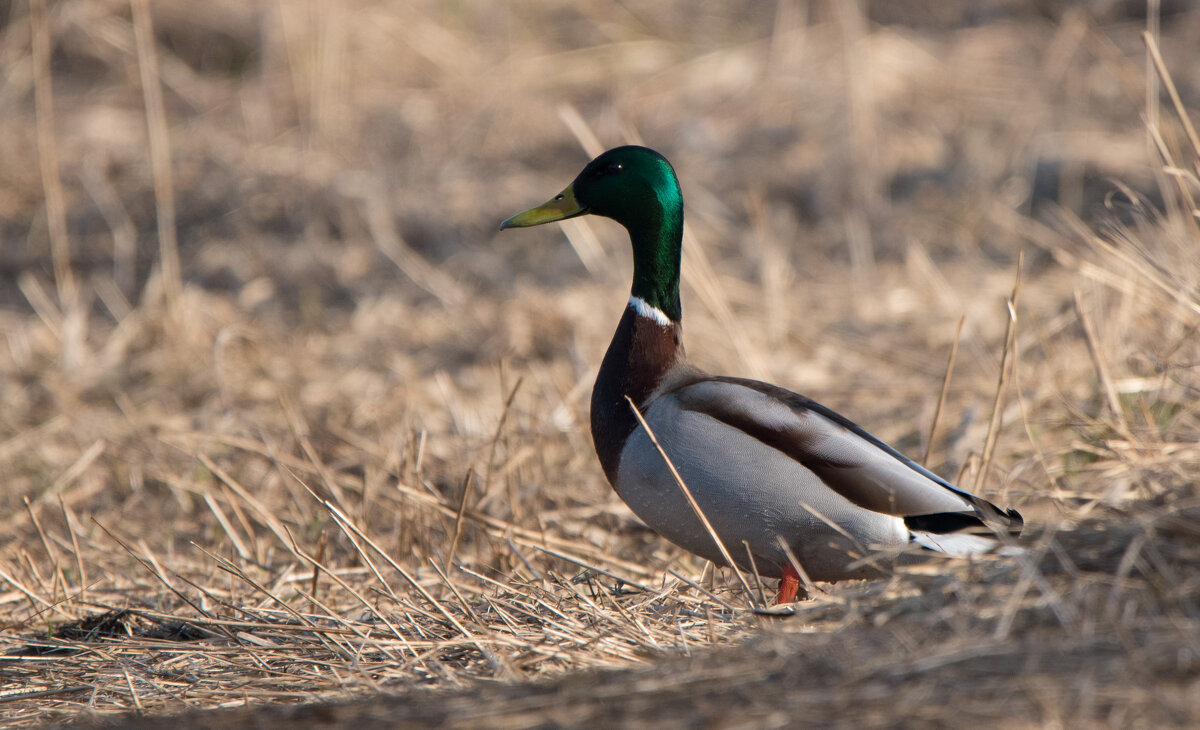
595;162;623;178
554;194;565;201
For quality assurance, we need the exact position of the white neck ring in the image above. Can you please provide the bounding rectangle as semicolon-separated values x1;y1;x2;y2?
628;296;672;327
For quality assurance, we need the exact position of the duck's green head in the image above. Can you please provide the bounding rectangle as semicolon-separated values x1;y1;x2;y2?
501;146;682;232
501;145;684;321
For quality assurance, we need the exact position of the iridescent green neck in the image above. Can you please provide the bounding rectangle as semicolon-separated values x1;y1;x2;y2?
626;187;683;323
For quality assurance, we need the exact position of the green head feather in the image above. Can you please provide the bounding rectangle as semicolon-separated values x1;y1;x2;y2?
502;146;684;322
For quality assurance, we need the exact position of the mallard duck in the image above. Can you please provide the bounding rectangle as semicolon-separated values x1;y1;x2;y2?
501;145;1022;603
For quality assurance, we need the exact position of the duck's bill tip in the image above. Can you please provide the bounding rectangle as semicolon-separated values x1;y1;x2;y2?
499;186;585;229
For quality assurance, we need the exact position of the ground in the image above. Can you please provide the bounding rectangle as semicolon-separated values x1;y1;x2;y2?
1;2;1199;727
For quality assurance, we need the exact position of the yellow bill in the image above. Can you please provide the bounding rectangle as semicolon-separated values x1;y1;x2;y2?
500;185;586;229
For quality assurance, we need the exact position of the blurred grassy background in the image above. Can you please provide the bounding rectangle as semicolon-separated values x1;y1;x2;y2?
1;1;1199;725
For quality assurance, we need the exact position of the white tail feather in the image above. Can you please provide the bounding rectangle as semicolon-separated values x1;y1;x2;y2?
911;531;1025;556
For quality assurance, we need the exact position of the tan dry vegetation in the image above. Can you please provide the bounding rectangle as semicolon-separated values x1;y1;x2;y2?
0;1;1198;727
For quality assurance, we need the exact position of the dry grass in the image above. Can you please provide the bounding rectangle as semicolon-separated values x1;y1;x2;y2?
1;2;1199;727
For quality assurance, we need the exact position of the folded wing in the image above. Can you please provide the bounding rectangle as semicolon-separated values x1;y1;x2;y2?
668;376;1023;536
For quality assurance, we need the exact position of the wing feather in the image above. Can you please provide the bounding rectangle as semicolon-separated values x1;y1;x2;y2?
668;376;1022;534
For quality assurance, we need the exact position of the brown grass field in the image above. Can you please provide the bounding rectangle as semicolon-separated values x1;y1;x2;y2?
2;1;1199;727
